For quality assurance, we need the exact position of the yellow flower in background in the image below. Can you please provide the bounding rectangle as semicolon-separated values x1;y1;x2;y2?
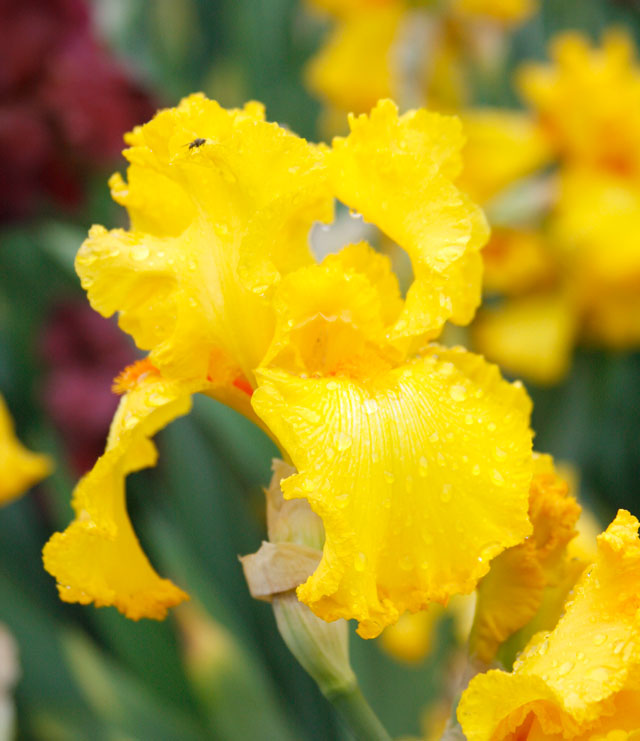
472;293;577;386
305;3;403;117
44;96;535;639
519;31;640;178
458;112;552;206
0;395;51;506
551;169;640;348
305;0;537;121
458;509;640;740
469;454;580;663
466;31;640;383
451;0;536;24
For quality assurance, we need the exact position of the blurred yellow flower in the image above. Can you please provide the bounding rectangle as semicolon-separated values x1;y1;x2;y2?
305;0;536;120
458;509;640;740
0;395;51;506
519;31;640;177
44;96;535;639
468;32;640;382
451;0;536;24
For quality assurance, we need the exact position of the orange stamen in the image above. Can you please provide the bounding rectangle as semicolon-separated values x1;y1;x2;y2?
112;358;159;394
232;376;254;397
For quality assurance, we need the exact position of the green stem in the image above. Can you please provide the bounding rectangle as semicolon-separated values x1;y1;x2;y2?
325;684;392;741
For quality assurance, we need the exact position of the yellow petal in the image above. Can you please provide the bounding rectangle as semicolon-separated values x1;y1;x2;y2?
473;293;577;385
252;345;533;638
305;6;404;114
0;395;52;506
263;242;403;376
481;228;557;297
459;510;640;740
379;606;444;663
518;31;640;176
307;0;401;19
77;94;333;384
551;170;640;348
459;111;552;204
43;369;208;619
330;100;489;342
452;0;537;24
469;454;580;663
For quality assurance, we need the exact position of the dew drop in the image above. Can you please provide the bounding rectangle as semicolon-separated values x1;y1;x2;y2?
587;667;608;682
491;469;504;485
364;398;378;414
464;413;474;425
494;447;507;460
335;493;349;507
418;456;428;477
383;471;395;484
449;384;467;402
436;453;446;466
487;422;497;432
472;464;481;476
558;661;573;676
593;633;607;646
354;552;367;572
326;380;338;390
131;245;150;261
440;484;452;503
326;447;335;461
336;432;352;451
429;432;439;443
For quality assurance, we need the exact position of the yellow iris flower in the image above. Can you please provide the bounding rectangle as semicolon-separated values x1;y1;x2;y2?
466;32;640;382
305;0;537;121
44;95;535;639
458;510;640;740
0;395;52;506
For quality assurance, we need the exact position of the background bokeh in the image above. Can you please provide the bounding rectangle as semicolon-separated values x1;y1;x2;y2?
1;0;639;738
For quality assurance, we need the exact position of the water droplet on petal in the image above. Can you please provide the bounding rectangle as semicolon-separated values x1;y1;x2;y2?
558;661;573;676
472;464;481;476
336;432;352;451
440;484;452;503
131;245;150;261
593;633;607;646
418;456;428;477
491;469;504;485
383;471;395;484
494;447;507;460
429;432;439;443
354;552;367;572
364;398;378;414
449;384;467;402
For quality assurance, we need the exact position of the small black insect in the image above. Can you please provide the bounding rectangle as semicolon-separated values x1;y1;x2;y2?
188;137;207;149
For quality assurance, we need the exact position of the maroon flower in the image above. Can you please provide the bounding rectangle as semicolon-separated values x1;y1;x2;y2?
39;301;136;474
0;0;155;221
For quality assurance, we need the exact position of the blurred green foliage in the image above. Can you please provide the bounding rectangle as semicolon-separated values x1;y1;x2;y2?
1;0;639;738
